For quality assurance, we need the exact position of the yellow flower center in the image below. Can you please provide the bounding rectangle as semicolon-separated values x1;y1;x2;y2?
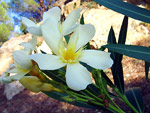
57;38;82;63
63;48;82;63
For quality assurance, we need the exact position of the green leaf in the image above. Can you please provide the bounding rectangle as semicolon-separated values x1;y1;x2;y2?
100;70;115;88
118;16;128;44
43;91;96;109
107;26;116;60
42;70;66;85
109;16;128;93
64;35;70;44
111;61;124;94
107;26;116;44
125;87;144;113
103;44;150;62
86;84;101;96
80;14;85;24
93;0;150;23
145;61;150;80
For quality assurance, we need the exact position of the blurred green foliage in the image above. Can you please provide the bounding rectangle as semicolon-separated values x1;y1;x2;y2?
0;1;13;46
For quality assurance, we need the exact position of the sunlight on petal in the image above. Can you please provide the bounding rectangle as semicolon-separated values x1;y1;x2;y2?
41;18;60;54
80;50;113;70
30;53;66;70
66;63;92;91
43;7;61;22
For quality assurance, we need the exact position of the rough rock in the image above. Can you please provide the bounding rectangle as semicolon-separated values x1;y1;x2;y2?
4;81;24;100
82;8;149;47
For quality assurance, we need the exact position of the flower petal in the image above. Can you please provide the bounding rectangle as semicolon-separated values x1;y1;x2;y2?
30;53;66;70
27;27;42;36
66;63;92;91
13;50;32;69
38;41;52;54
43;7;61;22
69;24;95;51
6;64;19;73
41;17;60;54
62;8;81;36
80;50;113;70
76;24;95;51
22;17;37;27
0;71;29;83
20;36;37;52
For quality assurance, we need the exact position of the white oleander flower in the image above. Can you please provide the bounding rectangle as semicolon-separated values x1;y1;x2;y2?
0;50;32;83
0;37;37;83
22;7;80;36
30;23;113;91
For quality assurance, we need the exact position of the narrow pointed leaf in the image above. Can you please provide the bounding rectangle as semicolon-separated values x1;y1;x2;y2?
80;14;85;25
103;44;150;62
109;16;128;93
145;62;150;80
118;16;128;44
107;26;116;60
125;87;144;113
107;26;116;45
111;62;124;93
107;16;127;93
93;0;150;23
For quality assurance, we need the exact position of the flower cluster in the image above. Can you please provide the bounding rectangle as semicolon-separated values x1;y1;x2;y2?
0;7;113;91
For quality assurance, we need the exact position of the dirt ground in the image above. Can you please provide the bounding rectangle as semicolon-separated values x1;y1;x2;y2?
0;38;150;113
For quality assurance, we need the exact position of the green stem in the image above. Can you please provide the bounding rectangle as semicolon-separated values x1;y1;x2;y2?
66;91;94;100
114;88;139;113
109;104;124;113
90;100;124;113
84;89;103;102
85;89;125;113
96;71;125;113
